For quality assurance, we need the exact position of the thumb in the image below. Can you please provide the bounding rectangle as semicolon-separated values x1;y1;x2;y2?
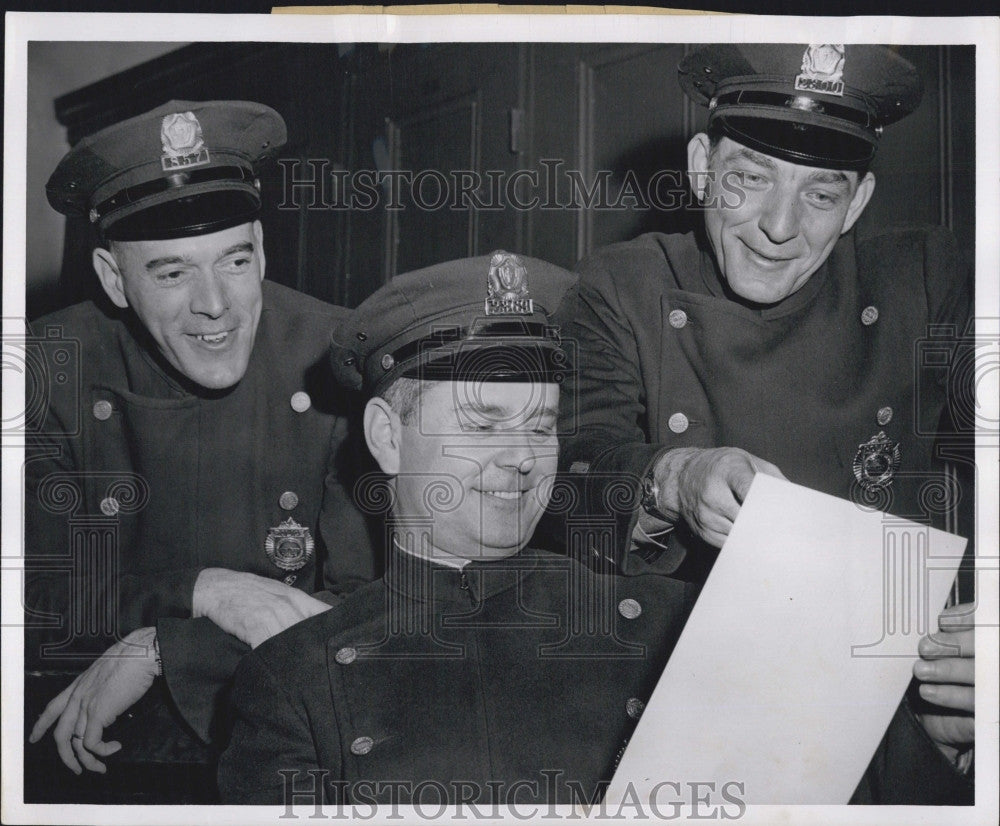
751;457;787;481
729;461;758;502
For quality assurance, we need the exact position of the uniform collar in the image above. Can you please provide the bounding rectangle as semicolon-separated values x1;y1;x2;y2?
383;541;540;606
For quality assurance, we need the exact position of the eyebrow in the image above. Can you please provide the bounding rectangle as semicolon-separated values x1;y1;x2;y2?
144;242;254;270
725;147;778;170
806;170;851;187
724;149;852;187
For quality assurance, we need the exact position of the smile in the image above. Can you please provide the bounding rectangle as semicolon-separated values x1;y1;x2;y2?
481;490;525;500
190;330;233;345
740;241;793;266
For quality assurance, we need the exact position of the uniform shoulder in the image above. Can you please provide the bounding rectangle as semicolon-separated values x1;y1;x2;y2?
260;281;349;362
575;231;695;287
857;225;961;262
262;280;341;321
31;299;120;338
524;548;691;605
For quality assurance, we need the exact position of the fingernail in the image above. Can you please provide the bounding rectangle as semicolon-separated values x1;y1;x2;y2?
920;683;938;698
914;661;935;678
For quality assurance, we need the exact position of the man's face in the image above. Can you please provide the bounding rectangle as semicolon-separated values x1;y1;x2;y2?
394;380;559;562
690;135;875;305
98;221;265;389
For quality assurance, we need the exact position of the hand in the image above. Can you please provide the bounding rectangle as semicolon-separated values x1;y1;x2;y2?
192;568;331;648
913;603;975;764
28;626;158;774
652;447;786;547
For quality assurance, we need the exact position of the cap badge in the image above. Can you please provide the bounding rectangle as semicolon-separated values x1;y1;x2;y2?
485;251;533;316
160;112;210;171
853;430;901;491
794;44;846;98
264;517;315;572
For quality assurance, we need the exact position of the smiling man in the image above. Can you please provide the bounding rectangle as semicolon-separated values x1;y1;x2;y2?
560;43;972;572
556;45;975;796
24;101;373;802
218;252;700;806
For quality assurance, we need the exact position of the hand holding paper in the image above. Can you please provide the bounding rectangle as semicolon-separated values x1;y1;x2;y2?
913;603;976;764
607;474;970;804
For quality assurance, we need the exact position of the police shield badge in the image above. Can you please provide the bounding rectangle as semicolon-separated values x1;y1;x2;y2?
264;517;315;571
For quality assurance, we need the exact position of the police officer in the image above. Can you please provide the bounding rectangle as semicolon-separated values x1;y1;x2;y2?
219;252;974;806
24;101;374;798
219;251;701;805
558;45;974;785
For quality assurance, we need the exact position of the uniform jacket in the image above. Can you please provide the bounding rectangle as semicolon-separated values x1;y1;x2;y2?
556;227;973;577
24;280;376;746
219;547;970;806
219;547;694;805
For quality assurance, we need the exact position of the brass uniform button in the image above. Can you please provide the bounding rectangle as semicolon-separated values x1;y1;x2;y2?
861;306;879;326
279;491;299;510
290;391;311;413
618;598;642;620
335;647;358;665
626;698;646;719
668;309;688;329
93;400;113;420
380;353;395;371
877;406;893;426
350;736;374;755
99;497;120;516
668;412;689;434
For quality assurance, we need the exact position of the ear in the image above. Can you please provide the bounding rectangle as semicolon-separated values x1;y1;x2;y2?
687;132;712;203
364;396;402;476
252;220;266;282
92;247;129;309
841;172;876;235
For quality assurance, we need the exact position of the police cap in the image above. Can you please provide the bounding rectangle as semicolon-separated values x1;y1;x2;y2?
679;44;923;170
46;100;286;241
331;252;576;396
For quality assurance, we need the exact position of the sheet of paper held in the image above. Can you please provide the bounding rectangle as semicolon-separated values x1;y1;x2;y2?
605;473;968;805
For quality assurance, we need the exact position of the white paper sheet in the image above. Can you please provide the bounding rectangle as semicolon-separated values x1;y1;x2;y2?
606;473;968;805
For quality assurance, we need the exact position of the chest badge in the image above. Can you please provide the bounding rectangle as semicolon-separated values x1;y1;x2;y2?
265;517;315;571
853;431;901;490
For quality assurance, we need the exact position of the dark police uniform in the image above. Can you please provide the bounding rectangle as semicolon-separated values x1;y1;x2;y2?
24;280;372;737
219;253;971;806
220;544;970;806
557;45;973;581
219;546;694;806
561;225;972;577
24;100;375;802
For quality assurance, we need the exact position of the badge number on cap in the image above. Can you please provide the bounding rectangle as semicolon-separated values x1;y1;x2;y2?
161;112;211;171
794;44;846;97
485;252;534;316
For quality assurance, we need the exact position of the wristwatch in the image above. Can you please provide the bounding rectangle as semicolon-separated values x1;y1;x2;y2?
640;467;671;523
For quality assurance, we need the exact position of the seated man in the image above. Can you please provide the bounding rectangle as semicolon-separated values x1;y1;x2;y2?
219;252;974;806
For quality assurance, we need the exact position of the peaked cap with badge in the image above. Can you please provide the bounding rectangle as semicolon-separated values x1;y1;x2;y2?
331;252;577;395
46;100;286;240
679;44;923;169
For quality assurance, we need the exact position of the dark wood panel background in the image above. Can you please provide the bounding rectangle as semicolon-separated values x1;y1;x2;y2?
42;42;975;317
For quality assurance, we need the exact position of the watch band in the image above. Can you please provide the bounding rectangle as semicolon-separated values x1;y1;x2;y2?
640;468;671;523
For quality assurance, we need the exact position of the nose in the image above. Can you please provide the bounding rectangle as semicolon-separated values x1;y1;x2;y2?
190;270;229;318
757;191;801;245
494;440;541;475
